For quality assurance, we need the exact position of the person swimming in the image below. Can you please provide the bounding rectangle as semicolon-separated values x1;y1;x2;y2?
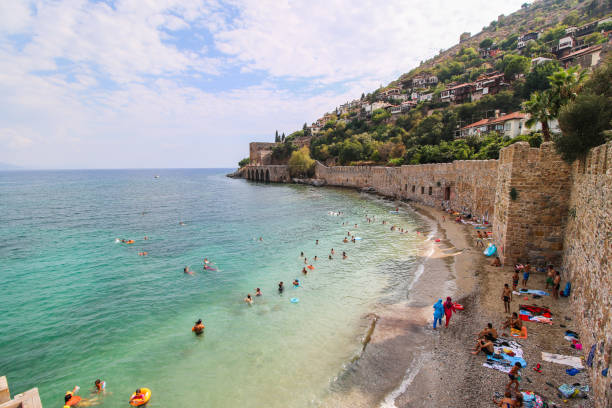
192;319;205;335
244;294;253;304
328;255;332;260
300;251;304;257
184;266;193;275
255;288;262;296
94;379;105;393
331;248;335;255
343;237;348;243
302;267;308;275
342;252;347;259
314;256;318;261
278;282;284;293
293;279;299;287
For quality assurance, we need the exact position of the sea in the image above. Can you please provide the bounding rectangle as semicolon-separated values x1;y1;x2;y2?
0;169;427;408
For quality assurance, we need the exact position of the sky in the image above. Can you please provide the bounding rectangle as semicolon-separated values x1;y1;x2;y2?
0;0;527;169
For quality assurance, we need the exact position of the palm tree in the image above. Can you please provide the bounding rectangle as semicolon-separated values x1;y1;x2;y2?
524;91;553;142
547;66;588;116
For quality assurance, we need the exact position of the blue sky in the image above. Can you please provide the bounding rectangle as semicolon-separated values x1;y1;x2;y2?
0;0;527;169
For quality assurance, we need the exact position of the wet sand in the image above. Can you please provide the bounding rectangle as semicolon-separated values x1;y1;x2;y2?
325;200;592;407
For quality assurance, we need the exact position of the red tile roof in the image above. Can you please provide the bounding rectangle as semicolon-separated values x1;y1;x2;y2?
462;111;526;130
560;44;603;61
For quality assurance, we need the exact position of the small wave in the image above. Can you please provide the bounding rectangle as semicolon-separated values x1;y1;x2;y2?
380;353;428;408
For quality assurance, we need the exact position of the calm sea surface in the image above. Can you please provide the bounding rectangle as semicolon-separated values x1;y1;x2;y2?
0;169;424;407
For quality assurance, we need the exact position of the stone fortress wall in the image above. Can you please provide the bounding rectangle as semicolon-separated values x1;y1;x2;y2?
240;140;611;406
560;142;611;408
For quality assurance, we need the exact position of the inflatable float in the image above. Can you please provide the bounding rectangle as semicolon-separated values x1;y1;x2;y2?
307;265;314;270
129;388;151;406
483;244;497;257
65;396;81;406
354;237;362;240
290;298;299;303
453;303;464;310
389;210;400;214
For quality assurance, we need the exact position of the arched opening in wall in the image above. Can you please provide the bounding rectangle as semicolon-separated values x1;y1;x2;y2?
255;169;260;182
265;169;270;183
421;186;424;194
412;185;415;193
428;186;432;195
444;186;451;201
259;170;264;182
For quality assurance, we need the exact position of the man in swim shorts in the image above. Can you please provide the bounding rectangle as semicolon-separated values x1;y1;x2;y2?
553;271;561;299
502;313;522;331
472;339;494;356
512;270;519;291
546;265;555;289
522;262;531;288
477;323;498;342
502;284;512;313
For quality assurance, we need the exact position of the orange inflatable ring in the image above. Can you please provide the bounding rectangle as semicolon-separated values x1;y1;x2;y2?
129;388;151;406
307;265;314;270
453;303;464;310
65;396;81;406
126;240;135;244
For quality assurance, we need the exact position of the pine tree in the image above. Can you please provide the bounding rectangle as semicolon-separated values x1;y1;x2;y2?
281;133;285;143
274;130;280;143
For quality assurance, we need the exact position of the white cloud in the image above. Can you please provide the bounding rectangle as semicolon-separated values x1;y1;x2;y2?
0;0;528;168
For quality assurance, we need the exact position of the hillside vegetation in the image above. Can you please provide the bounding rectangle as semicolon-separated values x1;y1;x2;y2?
248;0;612;167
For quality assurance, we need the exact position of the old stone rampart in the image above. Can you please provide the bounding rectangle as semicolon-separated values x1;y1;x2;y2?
561;141;611;408
238;141;611;406
314;159;499;221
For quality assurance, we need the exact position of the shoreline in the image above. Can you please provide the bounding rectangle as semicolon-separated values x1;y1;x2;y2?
321;197;479;407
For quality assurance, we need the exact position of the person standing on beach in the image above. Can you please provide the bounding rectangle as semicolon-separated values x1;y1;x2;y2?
502;284;512;313
432;299;444;330
522;262;531;288
545;265;555;289
552;271;561;299
443;297;455;327
512;270;519;291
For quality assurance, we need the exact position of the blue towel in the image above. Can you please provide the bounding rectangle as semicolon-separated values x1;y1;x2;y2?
566;368;581;376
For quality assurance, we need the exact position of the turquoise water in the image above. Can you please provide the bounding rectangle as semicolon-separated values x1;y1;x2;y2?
0;169;424;408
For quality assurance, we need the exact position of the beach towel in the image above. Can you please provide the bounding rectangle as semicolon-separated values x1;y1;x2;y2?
516;289;549;296
587;343;596;367
541;352;584;369
521;392;544;408
488;353;527;368
483;244;496;256
519;305;552;323
558;384;589;398
511;326;528;339
483;361;512;373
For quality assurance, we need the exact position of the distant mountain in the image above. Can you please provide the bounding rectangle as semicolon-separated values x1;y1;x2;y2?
0;162;22;170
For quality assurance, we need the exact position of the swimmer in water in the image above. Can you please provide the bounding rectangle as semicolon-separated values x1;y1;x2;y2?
255;288;262;296
259;237;263;241
331;248;335;255
342;252;347;259
302;267;308;275
328;255;332;260
300;251;304;257
293;279;299;287
192;319;205;335
184;266;192;274
315;239;319;245
94;379;105;393
244;294;253;304
304;257;308;264
278;282;284;293
143;236;149;240
343;237;348;243
314;256;318;261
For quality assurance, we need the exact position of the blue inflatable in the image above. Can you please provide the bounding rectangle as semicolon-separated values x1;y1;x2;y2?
389;211;399;214
290;298;299;303
483;244;497;257
354;237;362;240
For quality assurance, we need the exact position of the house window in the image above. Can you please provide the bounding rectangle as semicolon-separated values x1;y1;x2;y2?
505;122;511;130
421;186;424;194
428;186;432;195
412;185;416;193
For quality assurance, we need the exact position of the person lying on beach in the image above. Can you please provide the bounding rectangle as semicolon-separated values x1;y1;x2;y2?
244;294;253;305
492;391;515;408
278;282;284;293
255;288;262;296
471;339;494;356
502;313;522;331
502;284;512;313
477;323;498;341
192;319;205;334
